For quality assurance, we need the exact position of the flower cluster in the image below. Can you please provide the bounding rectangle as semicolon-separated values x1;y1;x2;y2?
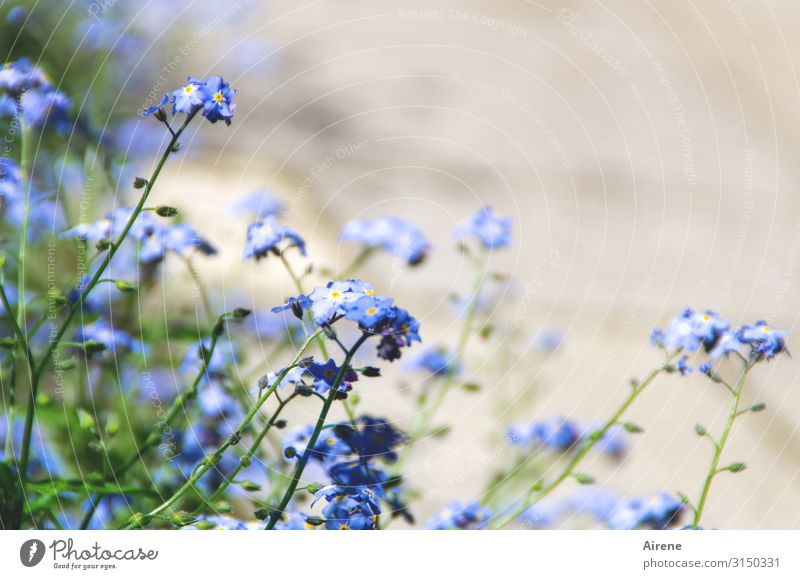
273;279;421;361
145;75;236;125
279;416;410;528
61;206;217;266
508;416;626;457
312;486;382;530
651;308;788;373
341;216;429;266
0;58;70;129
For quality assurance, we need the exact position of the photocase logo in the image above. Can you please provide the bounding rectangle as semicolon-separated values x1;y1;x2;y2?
20;539;46;567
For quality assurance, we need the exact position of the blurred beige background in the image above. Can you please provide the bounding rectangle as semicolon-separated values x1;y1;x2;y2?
147;0;800;527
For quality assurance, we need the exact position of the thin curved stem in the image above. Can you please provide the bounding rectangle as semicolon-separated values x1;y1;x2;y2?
691;361;753;529
491;354;677;529
120;329;322;529
201;392;298;508
413;251;485;440
18;110;198;486
79;319;227;529
265;332;370;529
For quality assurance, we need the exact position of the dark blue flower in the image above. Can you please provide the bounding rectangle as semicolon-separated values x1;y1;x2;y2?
308;359;358;394
455;206;512;249
243;217;306;260
676;355;692;376
313;486;381;530
197;75;235;125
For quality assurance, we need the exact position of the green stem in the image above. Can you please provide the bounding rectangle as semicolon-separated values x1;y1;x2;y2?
120;329;322;529
265;332;370;529
201;392;298;508
691;361;753;529
491;355;676;529
79;318;226;529
413;252;485;440
16;118;32;332
340;246;375;278
18;109;198;487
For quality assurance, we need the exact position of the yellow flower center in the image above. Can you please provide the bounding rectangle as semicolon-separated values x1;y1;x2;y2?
330;290;342;299
764;326;772;333
366;307;378;316
339;523;350;530
183;85;194;94
365;289;375;296
213;91;224;103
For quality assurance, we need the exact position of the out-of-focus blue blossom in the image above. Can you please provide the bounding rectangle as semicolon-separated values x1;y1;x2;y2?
426;500;492;530
569;488;620;522
5;6;28;25
676;355;692;376
242;308;300;341
228;189;282;219
0;59;70;130
313;486;381;530
180;338;239;381
197;382;241;421
264;366;307;391
139;221;217;264
651;308;729;352
740;321;788;360
532;328;565;353
509;417;626;457
74;319;136;356
404;346;460;378
341;216;429;265
455;206;512;249
0;416;62;478
605;492;684;530
709;331;744;359
516;497;570;529
243;216;306;260
19;87;70;129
